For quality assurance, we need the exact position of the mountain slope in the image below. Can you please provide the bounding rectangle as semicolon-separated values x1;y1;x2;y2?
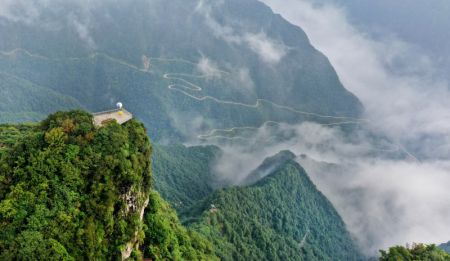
152;144;221;212
0;0;363;141
0;111;217;260
0;71;82;122
243;150;296;185
441;242;450;253
185;153;363;260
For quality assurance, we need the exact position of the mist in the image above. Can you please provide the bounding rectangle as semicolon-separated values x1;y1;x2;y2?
1;0;449;256
218;0;450;254
0;0;103;48
260;0;450;160
206;120;450;255
196;0;288;65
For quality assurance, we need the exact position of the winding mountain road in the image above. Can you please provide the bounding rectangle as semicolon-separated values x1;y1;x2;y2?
0;48;418;161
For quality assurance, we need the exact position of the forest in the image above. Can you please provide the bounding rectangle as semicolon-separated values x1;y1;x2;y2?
0;111;215;260
0;111;447;260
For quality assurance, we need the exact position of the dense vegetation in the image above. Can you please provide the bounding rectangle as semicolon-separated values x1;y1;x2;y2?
0;111;217;260
0;0;362;142
182;156;363;261
0;124;35;155
152;144;221;212
0;111;152;259
0;72;82;123
380;244;450;261
143;191;217;260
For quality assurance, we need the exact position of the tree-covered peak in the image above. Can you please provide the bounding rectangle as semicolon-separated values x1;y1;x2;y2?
0;111;217;260
185;153;363;260
243;150;297;185
0;110;153;259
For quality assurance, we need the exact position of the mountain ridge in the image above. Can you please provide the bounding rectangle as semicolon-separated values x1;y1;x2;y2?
0;0;363;142
184;155;363;260
0;111;218;260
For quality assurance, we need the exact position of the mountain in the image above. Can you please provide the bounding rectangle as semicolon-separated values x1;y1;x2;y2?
143;191;218;260
0;71;82;123
242;150;296;185
0;111;363;260
327;0;450;54
183;152;363;260
441;242;450;253
0;111;216;260
0;0;363;142
152;145;363;259
323;0;450;76
152;144;221;212
0;0;373;258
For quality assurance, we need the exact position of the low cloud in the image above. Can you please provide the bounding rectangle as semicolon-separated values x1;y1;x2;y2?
196;0;287;64
243;32;287;64
202;0;450;254
0;0;41;25
196;56;222;79
310;159;450;254
169;110;217;143
68;14;96;49
260;0;450;160
206;121;450;255
0;0;100;49
236;67;255;91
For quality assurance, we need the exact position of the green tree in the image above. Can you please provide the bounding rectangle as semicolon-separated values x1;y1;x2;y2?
380;244;450;261
0;110;217;260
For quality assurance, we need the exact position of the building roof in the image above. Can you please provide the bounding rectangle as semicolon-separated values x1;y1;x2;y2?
93;108;133;127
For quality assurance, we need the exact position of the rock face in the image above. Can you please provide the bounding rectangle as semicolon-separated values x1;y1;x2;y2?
0;111;153;260
0;111;219;260
121;195;150;260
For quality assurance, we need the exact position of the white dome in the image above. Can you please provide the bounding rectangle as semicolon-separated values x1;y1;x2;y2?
116;102;123;109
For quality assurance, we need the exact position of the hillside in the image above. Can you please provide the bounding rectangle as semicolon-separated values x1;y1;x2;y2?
441;242;450;253
0;0;363;142
0;72;82;123
178;152;363;260
0;111;216;260
152;144;222;212
380;244;450;260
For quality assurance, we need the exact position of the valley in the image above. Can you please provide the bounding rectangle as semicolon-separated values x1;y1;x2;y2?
0;0;448;260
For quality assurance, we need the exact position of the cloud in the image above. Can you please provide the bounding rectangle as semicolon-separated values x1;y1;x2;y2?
68;14;96;49
169;110;217;143
243;32;287;64
205;121;450;255
236;67;255;91
0;0;99;49
198;0;450;254
319;159;450;254
260;0;450;160
196;56;222;79
0;0;44;25
196;0;287;64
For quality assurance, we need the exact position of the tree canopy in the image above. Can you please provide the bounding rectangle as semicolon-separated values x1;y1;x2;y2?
380;244;450;261
0;111;216;260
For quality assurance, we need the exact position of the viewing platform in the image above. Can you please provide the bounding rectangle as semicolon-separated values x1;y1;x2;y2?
93;103;133;127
